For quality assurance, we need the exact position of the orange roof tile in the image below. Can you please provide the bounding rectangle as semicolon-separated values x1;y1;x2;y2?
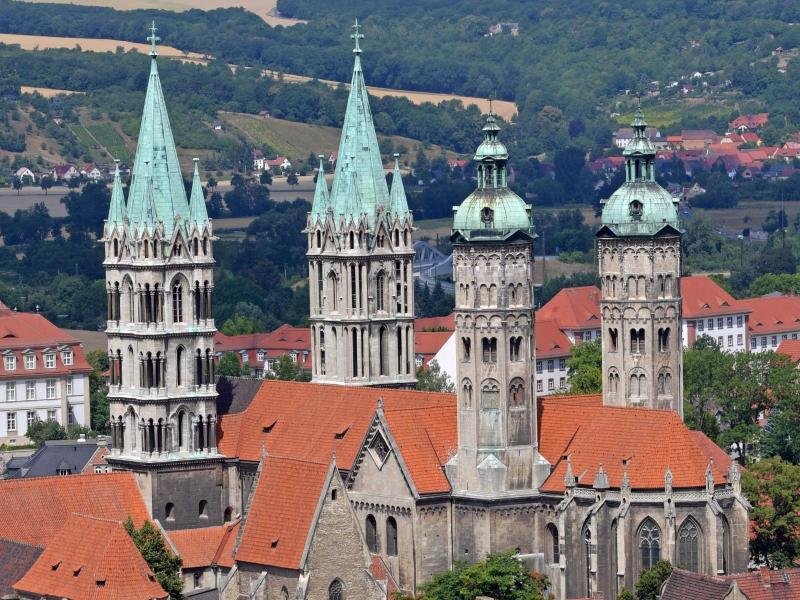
415;331;453;365
235;456;330;569
680;275;747;318
537;286;601;331
0;472;149;547
415;313;455;331
213;521;239;569
217;380;454;470
539;396;731;492
740;295;800;336
168;522;239;569
777;339;800;363
383;403;457;495
723;567;800;600
534;318;572;358
13;514;167;600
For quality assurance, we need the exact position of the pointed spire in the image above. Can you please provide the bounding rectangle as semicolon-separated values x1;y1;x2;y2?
327;23;390;228
126;23;189;235
107;159;126;227
592;464;609;490
564;456;576;488
311;155;330;219
188;158;209;228
389;153;409;216
632;95;647;136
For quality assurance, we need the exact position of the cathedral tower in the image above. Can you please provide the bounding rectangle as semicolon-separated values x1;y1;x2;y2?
103;25;219;466
306;22;415;388
597;105;683;415
448;115;546;496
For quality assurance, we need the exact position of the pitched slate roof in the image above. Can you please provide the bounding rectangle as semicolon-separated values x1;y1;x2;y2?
0;538;43;598
739;295;800;336
3;439;109;479
167;521;240;569
216;380;453;470
13;514;167;600
537;286;601;331
235;456;330;569
680;275;747;318
0;472;149;547
537;394;731;492
661;568;733;600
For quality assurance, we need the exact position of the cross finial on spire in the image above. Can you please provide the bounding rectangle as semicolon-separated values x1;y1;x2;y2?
351;18;364;54
147;20;160;57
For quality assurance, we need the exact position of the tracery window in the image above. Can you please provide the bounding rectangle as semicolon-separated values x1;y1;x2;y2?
328;579;344;600
639;518;661;571
677;518;700;572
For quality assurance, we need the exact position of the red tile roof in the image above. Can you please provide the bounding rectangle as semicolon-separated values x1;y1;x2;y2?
537;394;730;492
661;568;733;600
534;318;572;358
13;514;167;600
724;567;800;600
415;313;455;331
0;472;149;547
215;324;312;369
415;331;453;366
0;307;91;378
777;339;800;363
235;456;331;569
167;521;240;569
383;403;457;495
680;275;747;318
537;286;601;331
730;113;769;129
217;380;454;470
740;295;800;336
370;554;399;595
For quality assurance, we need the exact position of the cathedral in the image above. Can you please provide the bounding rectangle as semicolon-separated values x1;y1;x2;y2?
94;22;749;600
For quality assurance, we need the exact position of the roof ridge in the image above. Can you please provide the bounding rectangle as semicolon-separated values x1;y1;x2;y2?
0;536;44;550
264;454;331;467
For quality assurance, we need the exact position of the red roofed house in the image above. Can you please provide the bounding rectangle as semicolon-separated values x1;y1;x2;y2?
777;338;800;365
738;294;800;352
0;302;92;445
730;112;769;132
534;318;572;395
661;566;800;600
167;520;240;594
52;164;79;182
215;324;312;378
680;275;750;352
537;286;602;343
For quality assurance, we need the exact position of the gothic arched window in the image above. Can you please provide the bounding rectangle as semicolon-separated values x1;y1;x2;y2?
547;524;559;564
639;518;661;571
376;271;385;312
462;337;471;361
386;517;398;556
365;514;377;553
583;525;592;596
379;326;388;376
328;579;344;600
462;379;473;408
172;283;183;323
677;517;701;572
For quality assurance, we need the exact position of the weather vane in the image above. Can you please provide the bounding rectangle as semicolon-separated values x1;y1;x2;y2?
351;19;364;54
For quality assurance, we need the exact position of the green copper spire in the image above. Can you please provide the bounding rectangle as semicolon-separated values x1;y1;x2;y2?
327;21;390;228
311;155;330;219
106;159;126;227
126;22;189;232
452;114;532;242
188;158;209;227
599;105;680;237
388;153;409;216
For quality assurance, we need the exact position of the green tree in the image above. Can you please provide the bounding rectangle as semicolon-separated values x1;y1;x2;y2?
616;589;636;600
742;457;800;568
266;354;309;381
217;352;245;377
566;339;602;394
25;419;67;447
416;359;455;392
124;517;183;600
39;175;53;195
86;349;110;433
286;172;298;187
418;551;548;600
634;560;672;600
12;176;22;195
221;313;257;335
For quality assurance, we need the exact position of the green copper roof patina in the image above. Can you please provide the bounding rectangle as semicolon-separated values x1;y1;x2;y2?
327;20;391;228
188;158;209;228
388;153;409;216
599;104;680;237
452;114;532;243
125;22;190;232
310;155;330;219
107;160;125;227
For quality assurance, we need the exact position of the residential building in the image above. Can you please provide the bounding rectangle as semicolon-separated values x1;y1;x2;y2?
739;294;800;352
613;126;660;149
537;285;601;343
681;129;720;150
305;32;415;388
13;167;35;183
597;105;683;414
2;436;109;478
730;113;769;132
80;164;104;181
0;303;92;445
534;318;571;395
681;275;749;351
52;164;79;182
661;566;800;600
215;324;312;377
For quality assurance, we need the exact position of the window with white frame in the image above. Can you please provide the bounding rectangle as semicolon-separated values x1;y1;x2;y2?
717;336;723;346
5;383;14;402
4;355;15;371
707;319;714;330
25;381;35;400
727;335;733;347
737;334;743;346
697;320;704;332
68;406;75;425
66;376;73;396
547;359;554;372
256;350;266;362
27;411;36;429
559;358;566;370
559;377;566;388
45;353;55;369
536;360;542;373
47;409;56;421
7;412;16;431
24;354;35;370
772;336;778;347
751;338;757;349
717;318;723;329
61;350;73;366
46;379;56;399
737;316;743;327
537;380;543;392
727;317;733;328
548;378;554;391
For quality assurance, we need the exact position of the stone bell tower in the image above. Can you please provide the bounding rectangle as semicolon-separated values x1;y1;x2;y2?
597;105;683;415
305;21;415;388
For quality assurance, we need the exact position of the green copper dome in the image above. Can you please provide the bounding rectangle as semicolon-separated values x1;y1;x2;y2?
452;115;532;242
600;106;680;237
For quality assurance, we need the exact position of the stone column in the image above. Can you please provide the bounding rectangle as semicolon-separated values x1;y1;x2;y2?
209;416;217;453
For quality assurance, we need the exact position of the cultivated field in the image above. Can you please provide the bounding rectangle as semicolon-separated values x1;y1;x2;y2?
19;0;306;27
0;33;206;59
20;85;84;97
